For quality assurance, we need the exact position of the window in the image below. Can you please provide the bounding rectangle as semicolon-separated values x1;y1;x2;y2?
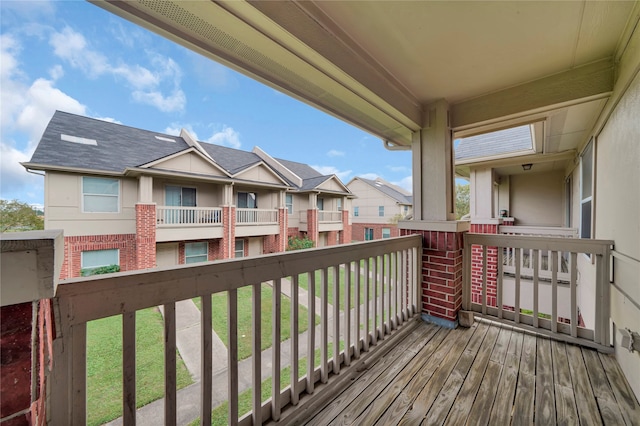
364;228;374;241
403;205;409;215
166;186;196;206
337;198;342;211
379;206;384;217
185;242;208;264
317;198;324;210
238;192;257;208
82;177;119;212
382;228;391;238
565;178;572;228
354;206;359;217
286;194;293;215
580;140;593;239
81;249;119;272
235;239;245;258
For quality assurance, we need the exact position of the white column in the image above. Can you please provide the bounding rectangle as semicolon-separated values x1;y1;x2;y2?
223;184;234;206
470;167;495;220
138;175;153;203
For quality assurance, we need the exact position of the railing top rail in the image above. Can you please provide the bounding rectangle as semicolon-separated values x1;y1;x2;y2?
466;233;613;256
55;234;422;326
157;206;222;211
499;225;578;236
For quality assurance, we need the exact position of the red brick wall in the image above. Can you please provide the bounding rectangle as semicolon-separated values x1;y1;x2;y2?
221;206;235;259
401;228;464;323
326;230;338;246
469;223;499;307
352;223;400;241
264;208;288;253
307;209;318;245
61;234;136;279
339;210;352;244
135;203;156;270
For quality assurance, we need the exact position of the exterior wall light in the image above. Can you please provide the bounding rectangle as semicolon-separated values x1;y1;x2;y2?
522;163;533;171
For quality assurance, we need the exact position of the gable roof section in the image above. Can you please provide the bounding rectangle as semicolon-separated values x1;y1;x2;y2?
26;111;189;173
350;177;412;204
232;161;290;185
138;147;230;177
455;125;533;163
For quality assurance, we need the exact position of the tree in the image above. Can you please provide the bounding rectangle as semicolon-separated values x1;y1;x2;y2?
455;183;470;220
0;199;44;232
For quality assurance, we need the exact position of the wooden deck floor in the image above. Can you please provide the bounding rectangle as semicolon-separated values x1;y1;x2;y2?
285;318;640;425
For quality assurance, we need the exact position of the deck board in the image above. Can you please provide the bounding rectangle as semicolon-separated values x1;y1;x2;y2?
279;319;640;426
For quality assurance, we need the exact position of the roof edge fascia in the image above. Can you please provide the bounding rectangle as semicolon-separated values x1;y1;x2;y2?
21;163;123;176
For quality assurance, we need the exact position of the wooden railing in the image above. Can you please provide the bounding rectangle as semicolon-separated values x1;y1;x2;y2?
236;208;278;225
318;211;342;223
463;233;613;351
499;226;578;282
156;206;222;226
49;235;421;424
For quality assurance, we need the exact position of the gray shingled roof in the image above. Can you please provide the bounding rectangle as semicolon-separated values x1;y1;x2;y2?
455;125;533;161
29;111;189;172
273;158;342;191
199;143;262;175
356;177;412;204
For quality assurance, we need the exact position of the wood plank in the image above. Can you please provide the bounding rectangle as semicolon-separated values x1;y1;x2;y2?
596;397;626;425
598;353;640;425
122;312;136;425
512;372;535;425
375;326;477;426
465;361;502;425
566;344;602;425
489;330;524;424
349;327;448;425
535;337;556;425
551;340;572;388
464;321;490;355
71;323;87;425
520;333;537;376
443;325;500;425
307;325;433;426
163;302;177;426
489;325;512;364
555;385;579;425
397;324;485;425
582;348;615;401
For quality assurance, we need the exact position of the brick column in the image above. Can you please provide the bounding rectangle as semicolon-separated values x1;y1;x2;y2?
276;207;288;252
470;220;500;307
307;209;318;245
222;206;236;258
339;209;351;244
400;221;468;328
135;203;156;270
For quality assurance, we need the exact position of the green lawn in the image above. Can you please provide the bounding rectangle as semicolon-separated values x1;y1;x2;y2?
86;308;193;426
194;283;319;360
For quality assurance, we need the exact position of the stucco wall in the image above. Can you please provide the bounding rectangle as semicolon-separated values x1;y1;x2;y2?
509;170;564;226
45;172;136;236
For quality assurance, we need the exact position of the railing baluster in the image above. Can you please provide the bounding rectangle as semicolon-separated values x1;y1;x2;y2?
396;251;402;325
306;272;316;393
386;253;392;335
390;252;397;331
71;323;87;425
363;259;370;352
353;261;361;358
551;252;558;334
272;279;282;420
570;253;578;338
163;302;177;426
482;246;488;315
320;269;329;383
401;249;407;322
332;265;340;373
497;245;503;319
514;248;521;324
228;289;238;426
252;284;262;423
532;249;539;329
344;263;351;366
290;276;299;406
379;255;386;339
123;312;136;425
371;257;378;345
201;296;212;425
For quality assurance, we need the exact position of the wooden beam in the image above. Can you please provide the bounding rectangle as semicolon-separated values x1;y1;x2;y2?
451;59;614;130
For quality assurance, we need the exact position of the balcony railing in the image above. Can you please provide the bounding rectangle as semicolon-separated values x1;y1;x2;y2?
156;206;222;226
463;233;613;350
236;208;278;225
499;226;578;282
49;235;422;424
318;211;342;223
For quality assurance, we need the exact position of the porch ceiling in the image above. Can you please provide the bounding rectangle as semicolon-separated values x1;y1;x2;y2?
93;1;637;151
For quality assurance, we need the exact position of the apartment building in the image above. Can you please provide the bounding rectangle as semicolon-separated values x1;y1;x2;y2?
347;177;412;241
23;111;352;279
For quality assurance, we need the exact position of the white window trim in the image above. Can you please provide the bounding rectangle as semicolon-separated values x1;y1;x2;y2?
286;194;294;215
82;176;120;213
579;140;594;240
81;248;120;269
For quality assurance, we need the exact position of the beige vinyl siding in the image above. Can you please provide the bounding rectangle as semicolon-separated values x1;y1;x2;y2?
149;152;226;176
348;179;404;224
509;171;564;226
234;164;285;184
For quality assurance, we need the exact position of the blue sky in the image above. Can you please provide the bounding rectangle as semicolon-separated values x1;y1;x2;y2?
0;0;413;208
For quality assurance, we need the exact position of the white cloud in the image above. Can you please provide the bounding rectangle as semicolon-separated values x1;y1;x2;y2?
206;126;241;149
48;64;64;80
311;165;352;181
165;123;198;139
391;176;413;193
0;140;43;201
387;165;410;173
49;26;186;112
327;149;345;157
359;173;379;180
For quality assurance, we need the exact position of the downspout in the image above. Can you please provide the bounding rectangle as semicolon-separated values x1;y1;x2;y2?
383;140;410;151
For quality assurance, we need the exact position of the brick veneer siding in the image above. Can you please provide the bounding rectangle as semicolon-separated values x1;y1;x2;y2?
307;209;318;245
222;206;235;259
400;228;465;324
326;230;338;246
352;223;400;241
470;223;499;307
264;208;288;253
339;210;351;244
136;203;156;270
61;234;137;279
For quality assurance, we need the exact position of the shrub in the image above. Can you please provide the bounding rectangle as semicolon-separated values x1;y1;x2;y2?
81;264;121;277
287;236;314;251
